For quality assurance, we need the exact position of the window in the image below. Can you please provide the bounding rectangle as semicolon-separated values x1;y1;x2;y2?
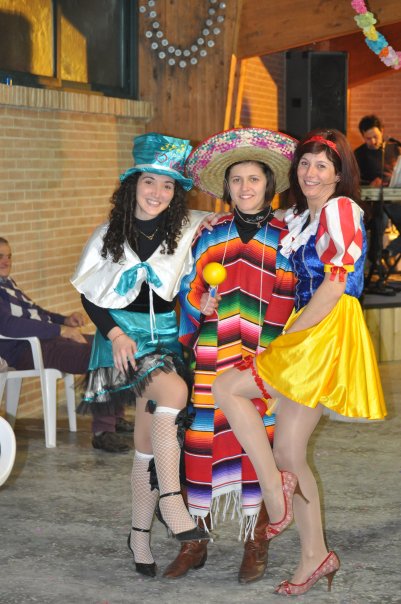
0;0;138;99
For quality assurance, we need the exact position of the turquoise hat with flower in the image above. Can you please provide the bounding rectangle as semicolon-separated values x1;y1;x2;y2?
186;127;297;198
120;132;194;190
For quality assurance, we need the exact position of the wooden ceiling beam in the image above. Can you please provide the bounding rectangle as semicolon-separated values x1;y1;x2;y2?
237;0;401;58
328;23;401;86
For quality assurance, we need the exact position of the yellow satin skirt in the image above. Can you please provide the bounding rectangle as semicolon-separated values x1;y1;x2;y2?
256;294;386;420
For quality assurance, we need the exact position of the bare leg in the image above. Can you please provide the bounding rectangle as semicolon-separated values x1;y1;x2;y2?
144;369;189;413
274;399;328;583
214;364;329;584
212;366;286;523
133;396;153;454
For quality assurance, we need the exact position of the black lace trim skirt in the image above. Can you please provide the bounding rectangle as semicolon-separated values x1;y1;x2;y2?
77;348;192;416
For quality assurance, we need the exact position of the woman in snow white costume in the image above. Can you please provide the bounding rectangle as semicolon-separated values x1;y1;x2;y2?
212;129;386;596
71;133;210;577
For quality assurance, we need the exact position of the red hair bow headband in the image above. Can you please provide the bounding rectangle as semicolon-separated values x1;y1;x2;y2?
303;135;341;158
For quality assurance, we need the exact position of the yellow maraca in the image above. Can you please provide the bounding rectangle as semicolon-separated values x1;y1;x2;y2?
202;262;227;297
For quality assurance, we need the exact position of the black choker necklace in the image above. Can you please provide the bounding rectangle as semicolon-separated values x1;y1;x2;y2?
234;205;272;228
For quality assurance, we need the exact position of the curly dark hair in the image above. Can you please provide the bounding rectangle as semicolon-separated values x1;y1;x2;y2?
101;173;189;262
289;129;361;215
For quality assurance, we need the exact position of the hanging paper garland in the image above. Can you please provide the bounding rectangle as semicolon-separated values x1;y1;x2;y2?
351;0;401;69
139;0;226;69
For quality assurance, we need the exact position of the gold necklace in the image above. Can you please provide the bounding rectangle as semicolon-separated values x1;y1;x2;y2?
137;226;159;241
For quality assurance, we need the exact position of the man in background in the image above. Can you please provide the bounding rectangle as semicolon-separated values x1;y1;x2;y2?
354;114;401;187
354;115;401;274
0;237;133;453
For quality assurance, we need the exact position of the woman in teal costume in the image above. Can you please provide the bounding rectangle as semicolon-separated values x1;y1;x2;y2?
71;133;209;577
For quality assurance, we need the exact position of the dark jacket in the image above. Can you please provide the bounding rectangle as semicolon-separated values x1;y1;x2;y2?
0;277;65;366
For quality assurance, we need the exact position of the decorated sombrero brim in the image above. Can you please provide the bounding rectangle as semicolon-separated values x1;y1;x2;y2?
186;127;298;198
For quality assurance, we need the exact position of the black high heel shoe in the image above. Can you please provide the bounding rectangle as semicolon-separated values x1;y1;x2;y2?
157;491;210;542
127;529;157;577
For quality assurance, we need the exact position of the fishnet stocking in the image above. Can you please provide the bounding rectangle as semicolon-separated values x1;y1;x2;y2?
151;407;196;535
130;451;158;564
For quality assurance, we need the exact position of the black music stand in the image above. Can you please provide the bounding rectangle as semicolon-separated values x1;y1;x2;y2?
364;143;397;296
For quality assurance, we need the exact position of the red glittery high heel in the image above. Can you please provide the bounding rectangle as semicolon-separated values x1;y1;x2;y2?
274;551;340;596
265;471;307;541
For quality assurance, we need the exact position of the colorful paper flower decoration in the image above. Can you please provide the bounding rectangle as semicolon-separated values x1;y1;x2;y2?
351;0;401;69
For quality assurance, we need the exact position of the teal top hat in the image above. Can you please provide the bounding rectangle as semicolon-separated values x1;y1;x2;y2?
120;132;193;190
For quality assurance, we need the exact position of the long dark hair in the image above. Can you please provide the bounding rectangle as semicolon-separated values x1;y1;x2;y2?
222;160;276;205
289;129;361;215
101;173;189;262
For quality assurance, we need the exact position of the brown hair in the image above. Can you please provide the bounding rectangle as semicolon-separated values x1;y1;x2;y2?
289;129;361;215
222;160;277;206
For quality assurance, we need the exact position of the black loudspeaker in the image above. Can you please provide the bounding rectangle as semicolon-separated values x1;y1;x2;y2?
286;51;348;140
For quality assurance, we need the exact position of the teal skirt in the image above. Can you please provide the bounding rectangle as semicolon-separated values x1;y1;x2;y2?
77;310;190;415
88;309;182;370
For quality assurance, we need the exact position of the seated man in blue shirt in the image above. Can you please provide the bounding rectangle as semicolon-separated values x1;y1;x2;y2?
0;237;133;453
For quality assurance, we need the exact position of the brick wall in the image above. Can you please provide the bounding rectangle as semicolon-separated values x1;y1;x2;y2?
239;53;286;130
0;84;152;419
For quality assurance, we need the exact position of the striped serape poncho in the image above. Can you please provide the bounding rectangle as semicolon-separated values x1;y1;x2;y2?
178;214;296;536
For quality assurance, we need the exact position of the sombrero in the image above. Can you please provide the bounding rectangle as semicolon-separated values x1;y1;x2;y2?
186;127;297;198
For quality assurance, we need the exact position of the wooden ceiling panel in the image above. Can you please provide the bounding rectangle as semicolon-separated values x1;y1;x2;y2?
237;0;401;58
329;23;401;86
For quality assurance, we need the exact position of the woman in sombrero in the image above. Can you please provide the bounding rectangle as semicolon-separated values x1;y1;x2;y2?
212;129;386;595
163;128;297;583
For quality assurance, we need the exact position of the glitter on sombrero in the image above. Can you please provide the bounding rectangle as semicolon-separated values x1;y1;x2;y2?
185;127;298;198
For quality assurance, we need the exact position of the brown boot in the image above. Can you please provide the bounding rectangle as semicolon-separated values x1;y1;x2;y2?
162;539;208;579
238;502;269;584
162;485;209;579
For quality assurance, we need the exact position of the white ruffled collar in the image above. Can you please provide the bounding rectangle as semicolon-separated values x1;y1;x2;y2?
280;207;321;258
71;210;207;308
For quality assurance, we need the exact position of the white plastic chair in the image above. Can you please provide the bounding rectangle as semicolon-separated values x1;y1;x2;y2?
0;413;16;486
0;336;76;447
0;371;16;485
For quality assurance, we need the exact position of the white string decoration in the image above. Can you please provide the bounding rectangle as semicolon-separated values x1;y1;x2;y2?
139;0;227;69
